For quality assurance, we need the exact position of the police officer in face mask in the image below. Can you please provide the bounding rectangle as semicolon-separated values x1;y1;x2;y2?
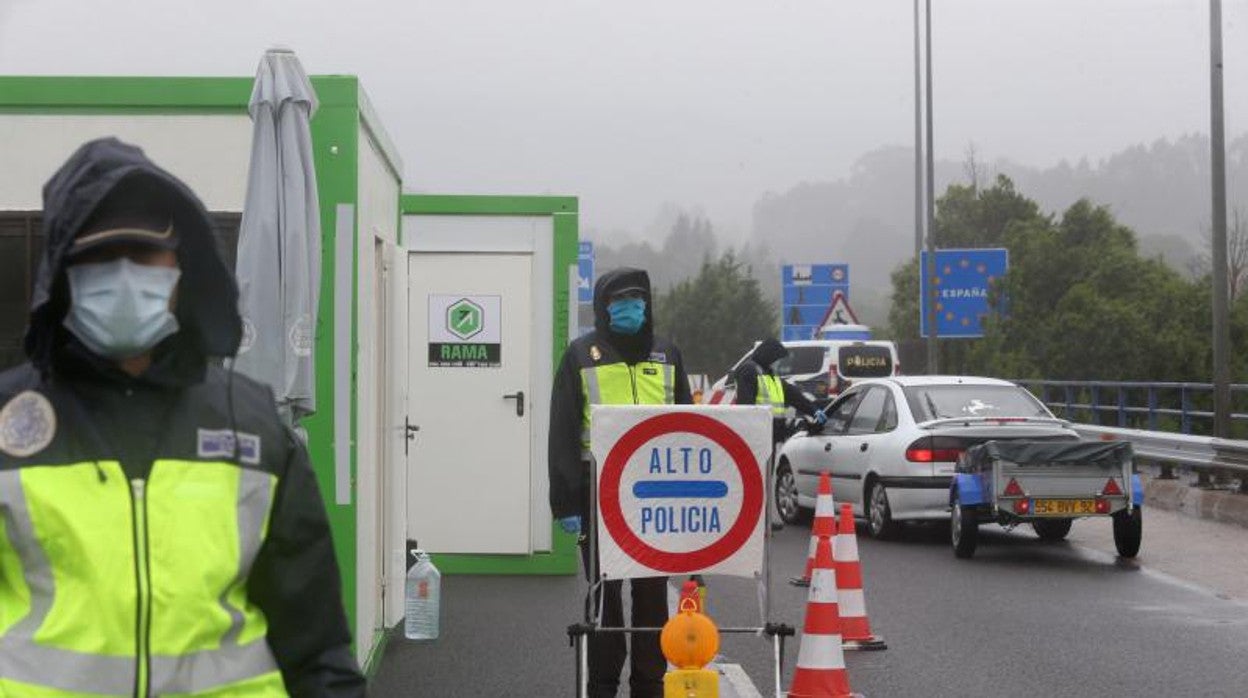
0;138;365;697
548;268;692;698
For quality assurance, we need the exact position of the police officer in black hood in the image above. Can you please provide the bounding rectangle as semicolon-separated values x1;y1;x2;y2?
548;267;692;698
0;138;365;696
733;338;826;441
734;338;825;530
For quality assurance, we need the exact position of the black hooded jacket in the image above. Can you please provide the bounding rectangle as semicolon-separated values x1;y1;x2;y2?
548;268;692;519
0;138;365;696
733;338;818;419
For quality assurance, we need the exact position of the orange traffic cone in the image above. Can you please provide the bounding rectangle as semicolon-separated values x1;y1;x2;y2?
791;471;837;587
835;503;886;651
787;534;859;698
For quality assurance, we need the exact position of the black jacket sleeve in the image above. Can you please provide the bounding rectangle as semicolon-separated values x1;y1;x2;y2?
548;344;587;519
249;428;366;698
782;379;819;417
670;345;693;406
733;362;761;405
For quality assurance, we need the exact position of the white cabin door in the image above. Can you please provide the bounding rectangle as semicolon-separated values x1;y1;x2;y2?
406;252;533;554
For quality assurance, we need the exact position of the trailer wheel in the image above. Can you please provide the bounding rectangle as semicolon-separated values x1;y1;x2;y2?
1113;507;1142;558
951;501;978;559
1032;518;1073;542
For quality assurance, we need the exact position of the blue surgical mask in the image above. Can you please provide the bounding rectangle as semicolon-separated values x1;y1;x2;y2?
607;298;646;335
64;258;181;359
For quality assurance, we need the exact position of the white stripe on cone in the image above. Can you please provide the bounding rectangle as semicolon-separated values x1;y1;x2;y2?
835;532;859;561
815;494;836;517
809;569;839;603
838;588;866;618
795;633;847;671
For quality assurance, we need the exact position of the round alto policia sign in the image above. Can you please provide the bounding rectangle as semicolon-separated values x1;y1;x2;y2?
593;407;771;579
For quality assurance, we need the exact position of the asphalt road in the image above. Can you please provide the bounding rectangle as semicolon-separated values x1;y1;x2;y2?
373;508;1248;697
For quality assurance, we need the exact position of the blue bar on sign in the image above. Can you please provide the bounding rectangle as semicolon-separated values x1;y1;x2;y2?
633;480;729;499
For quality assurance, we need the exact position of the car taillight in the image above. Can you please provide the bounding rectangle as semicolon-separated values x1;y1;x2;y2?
1101;478;1123;497
904;437;966;463
905;448;964;462
1095;498;1111;514
1013;499;1031;514
1002;478;1025;497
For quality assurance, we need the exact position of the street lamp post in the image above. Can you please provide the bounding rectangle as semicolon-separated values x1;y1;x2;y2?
1210;0;1230;438
914;0;923;261
924;0;939;375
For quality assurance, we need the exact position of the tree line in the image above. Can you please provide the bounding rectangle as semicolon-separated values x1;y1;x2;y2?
886;174;1248;386
597;175;1248;394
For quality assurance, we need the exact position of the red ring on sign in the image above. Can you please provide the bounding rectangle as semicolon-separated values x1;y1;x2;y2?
599;412;764;573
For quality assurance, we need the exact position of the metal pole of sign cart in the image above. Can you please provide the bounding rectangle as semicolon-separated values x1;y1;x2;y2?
764;444;777;624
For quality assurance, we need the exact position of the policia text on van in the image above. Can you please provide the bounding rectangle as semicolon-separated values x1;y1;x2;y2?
0;138;365;697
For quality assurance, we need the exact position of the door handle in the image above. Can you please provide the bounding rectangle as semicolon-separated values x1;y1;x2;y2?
860;442;869;452
503;390;525;417
404;417;420;456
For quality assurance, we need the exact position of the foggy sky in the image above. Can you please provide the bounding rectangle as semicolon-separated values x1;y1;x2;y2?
1;0;1243;244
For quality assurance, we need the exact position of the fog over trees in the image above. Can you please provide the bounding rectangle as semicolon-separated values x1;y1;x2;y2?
591;134;1248;334
586;134;1248;384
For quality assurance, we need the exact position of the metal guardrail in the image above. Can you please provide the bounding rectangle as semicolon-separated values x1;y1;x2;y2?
1013;379;1248;435
1068;422;1248;493
1002;379;1248;493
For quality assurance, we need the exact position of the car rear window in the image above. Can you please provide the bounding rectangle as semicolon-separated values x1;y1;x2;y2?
773;346;825;376
903;384;1051;421
837;345;894;378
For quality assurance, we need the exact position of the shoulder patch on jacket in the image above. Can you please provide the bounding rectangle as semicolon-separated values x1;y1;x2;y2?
198;428;262;465
0;390;57;458
648;351;667;363
589;345;602;362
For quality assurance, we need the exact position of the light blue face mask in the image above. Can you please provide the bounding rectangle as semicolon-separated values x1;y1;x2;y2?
64;258;181;360
607;298;646;335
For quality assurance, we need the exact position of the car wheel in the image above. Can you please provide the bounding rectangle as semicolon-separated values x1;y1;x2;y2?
774;463;808;525
866;480;898;540
1032;518;1073;542
951;501;978;559
1112;507;1142;558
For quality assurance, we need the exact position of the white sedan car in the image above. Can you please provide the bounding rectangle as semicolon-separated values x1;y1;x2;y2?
775;376;1080;538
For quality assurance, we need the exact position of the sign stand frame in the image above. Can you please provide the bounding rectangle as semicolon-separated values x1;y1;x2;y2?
566;439;796;697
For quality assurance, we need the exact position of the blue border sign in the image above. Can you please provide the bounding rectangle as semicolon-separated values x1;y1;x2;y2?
920;248;1008;338
781;264;849;341
578;241;594;304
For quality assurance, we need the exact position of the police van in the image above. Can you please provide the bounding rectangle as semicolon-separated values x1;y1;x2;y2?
703;338;901;408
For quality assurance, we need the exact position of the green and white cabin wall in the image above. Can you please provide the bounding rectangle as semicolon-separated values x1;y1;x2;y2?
0;75;406;673
0;76;584;675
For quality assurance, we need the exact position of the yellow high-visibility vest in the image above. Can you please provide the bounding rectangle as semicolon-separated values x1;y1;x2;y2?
580;359;677;449
0;460;287;697
756;373;787;417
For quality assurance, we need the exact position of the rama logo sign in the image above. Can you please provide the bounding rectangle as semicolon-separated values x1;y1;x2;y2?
446;298;484;340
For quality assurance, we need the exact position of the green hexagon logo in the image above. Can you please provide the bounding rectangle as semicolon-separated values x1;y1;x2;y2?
447;298;484;340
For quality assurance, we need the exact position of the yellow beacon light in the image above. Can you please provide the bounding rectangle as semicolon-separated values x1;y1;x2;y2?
661;583;720;697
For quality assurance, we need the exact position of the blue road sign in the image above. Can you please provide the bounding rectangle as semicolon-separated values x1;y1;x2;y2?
578;241;594;304
781;263;849;340
920;248;1009;338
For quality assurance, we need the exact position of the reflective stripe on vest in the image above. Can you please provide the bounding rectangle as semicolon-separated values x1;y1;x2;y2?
580;361;675;449
757;374;787;417
0;461;287;696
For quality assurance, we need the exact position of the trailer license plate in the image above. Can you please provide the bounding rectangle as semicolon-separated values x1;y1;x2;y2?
1032;499;1097;515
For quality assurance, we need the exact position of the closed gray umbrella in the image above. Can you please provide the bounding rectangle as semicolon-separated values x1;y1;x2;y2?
234;48;321;427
